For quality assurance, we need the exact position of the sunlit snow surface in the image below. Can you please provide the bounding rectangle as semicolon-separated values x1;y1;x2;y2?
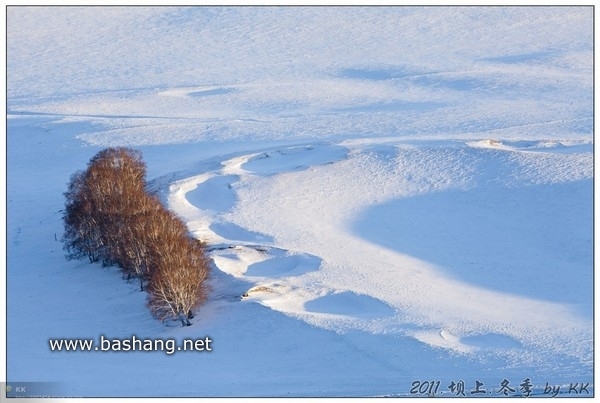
6;6;593;398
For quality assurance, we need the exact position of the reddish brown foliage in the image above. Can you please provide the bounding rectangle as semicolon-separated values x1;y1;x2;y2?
146;236;210;326
62;147;210;325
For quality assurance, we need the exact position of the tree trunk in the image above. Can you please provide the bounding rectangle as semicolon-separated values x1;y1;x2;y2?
179;314;191;326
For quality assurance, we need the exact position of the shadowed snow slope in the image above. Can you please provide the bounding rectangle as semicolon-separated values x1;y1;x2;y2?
6;6;593;398
224;140;592;371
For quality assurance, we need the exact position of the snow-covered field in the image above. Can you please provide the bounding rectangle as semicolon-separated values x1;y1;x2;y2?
5;6;594;399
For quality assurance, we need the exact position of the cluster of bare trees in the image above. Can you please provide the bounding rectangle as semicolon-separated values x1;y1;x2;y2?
63;147;209;326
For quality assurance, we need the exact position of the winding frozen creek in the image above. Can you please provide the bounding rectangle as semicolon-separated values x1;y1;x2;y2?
166;138;593;380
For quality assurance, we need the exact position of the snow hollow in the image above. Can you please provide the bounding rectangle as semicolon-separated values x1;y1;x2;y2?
5;6;594;398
